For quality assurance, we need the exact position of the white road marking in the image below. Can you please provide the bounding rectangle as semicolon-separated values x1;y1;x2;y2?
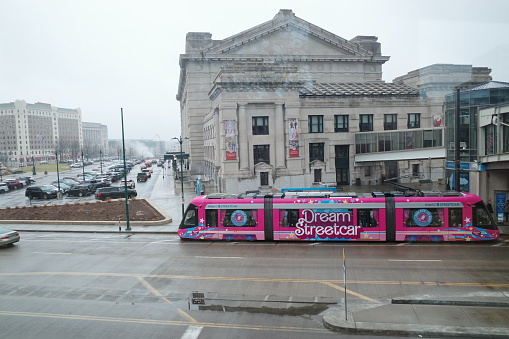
194;256;243;259
31;252;72;255
150;239;180;243
181;326;203;339
388;259;442;262
23;239;147;244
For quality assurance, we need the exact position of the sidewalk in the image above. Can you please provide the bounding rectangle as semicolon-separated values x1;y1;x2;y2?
323;296;509;338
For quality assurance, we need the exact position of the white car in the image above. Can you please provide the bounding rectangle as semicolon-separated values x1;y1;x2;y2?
120;179;135;188
0;183;8;193
0;227;20;247
70;163;82;168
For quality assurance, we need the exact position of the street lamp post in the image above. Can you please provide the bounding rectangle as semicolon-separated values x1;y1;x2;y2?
172;136;188;218
55;151;61;193
100;149;103;173
81;151;85;181
32;156;36;176
121;108;131;231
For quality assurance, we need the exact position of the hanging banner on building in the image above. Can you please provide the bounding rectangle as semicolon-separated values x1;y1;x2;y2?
495;193;506;223
288;118;299;157
433;115;443;127
224;120;237;160
405;131;414;149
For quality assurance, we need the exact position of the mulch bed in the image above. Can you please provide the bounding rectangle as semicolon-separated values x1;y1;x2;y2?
0;199;165;221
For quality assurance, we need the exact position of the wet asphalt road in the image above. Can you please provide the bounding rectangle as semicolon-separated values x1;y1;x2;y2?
1;230;507;339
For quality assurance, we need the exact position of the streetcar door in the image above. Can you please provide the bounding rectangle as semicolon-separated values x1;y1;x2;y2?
264;195;274;241
357;208;382;241
385;196;396;241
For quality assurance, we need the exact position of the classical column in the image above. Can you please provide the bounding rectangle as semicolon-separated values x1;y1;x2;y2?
275;103;285;169
238;103;249;171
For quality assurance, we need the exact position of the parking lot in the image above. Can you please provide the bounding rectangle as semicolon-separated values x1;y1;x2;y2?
0;160;171;209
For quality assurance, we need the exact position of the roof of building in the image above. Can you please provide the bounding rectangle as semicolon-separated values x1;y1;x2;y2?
463;81;509;92
299;82;420;97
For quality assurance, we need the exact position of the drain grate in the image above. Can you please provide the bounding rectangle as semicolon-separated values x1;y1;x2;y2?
192;292;205;305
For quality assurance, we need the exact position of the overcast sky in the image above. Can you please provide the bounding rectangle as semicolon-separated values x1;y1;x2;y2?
1;0;508;141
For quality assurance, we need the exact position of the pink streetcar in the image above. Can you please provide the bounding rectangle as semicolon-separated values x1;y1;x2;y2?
178;191;499;242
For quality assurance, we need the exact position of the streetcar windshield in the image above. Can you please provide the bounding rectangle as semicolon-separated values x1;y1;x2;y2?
473;202;498;230
179;204;197;229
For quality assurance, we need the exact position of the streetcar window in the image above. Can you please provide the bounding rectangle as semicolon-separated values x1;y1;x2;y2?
206;209;218;227
281;209;299;227
473;202;497;230
448;208;463;227
404;208;444;227
357;209;379;227
180;204;198;229
221;209;257;227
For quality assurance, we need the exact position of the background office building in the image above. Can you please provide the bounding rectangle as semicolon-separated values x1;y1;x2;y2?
82;122;108;159
0;100;82;166
444;81;509;221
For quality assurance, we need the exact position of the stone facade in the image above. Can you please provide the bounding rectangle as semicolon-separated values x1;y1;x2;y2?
177;10;489;193
82;122;108;156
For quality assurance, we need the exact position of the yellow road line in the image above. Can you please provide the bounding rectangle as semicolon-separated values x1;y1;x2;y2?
1;272;508;288
0;272;509;287
135;276;198;323
0;310;327;334
320;282;381;303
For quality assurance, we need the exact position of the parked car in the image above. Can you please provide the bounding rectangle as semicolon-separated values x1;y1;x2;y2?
63;177;82;185
93;177;111;187
0;227;20;247
80;180;101;192
51;181;72;193
58;179;77;187
66;184;92;197
3;179;23;190
16;176;35;185
120;179;136;188
0;183;8;193
95;187;137;201
70;163;82;168
107;172;122;182
25;185;59;199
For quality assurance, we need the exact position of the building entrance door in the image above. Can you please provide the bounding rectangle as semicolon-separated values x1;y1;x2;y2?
335;145;349;185
385;161;398;181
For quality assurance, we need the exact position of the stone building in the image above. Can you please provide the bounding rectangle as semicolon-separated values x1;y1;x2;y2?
82;122;108;158
176;10;488;193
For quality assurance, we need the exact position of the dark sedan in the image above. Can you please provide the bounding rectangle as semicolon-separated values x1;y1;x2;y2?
95;187;137;201
25;185;59;199
66;185;92;197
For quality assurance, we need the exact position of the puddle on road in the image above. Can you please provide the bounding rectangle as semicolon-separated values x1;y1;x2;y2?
197;303;329;316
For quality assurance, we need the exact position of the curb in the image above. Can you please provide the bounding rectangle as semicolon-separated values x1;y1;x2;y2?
0;198;173;226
